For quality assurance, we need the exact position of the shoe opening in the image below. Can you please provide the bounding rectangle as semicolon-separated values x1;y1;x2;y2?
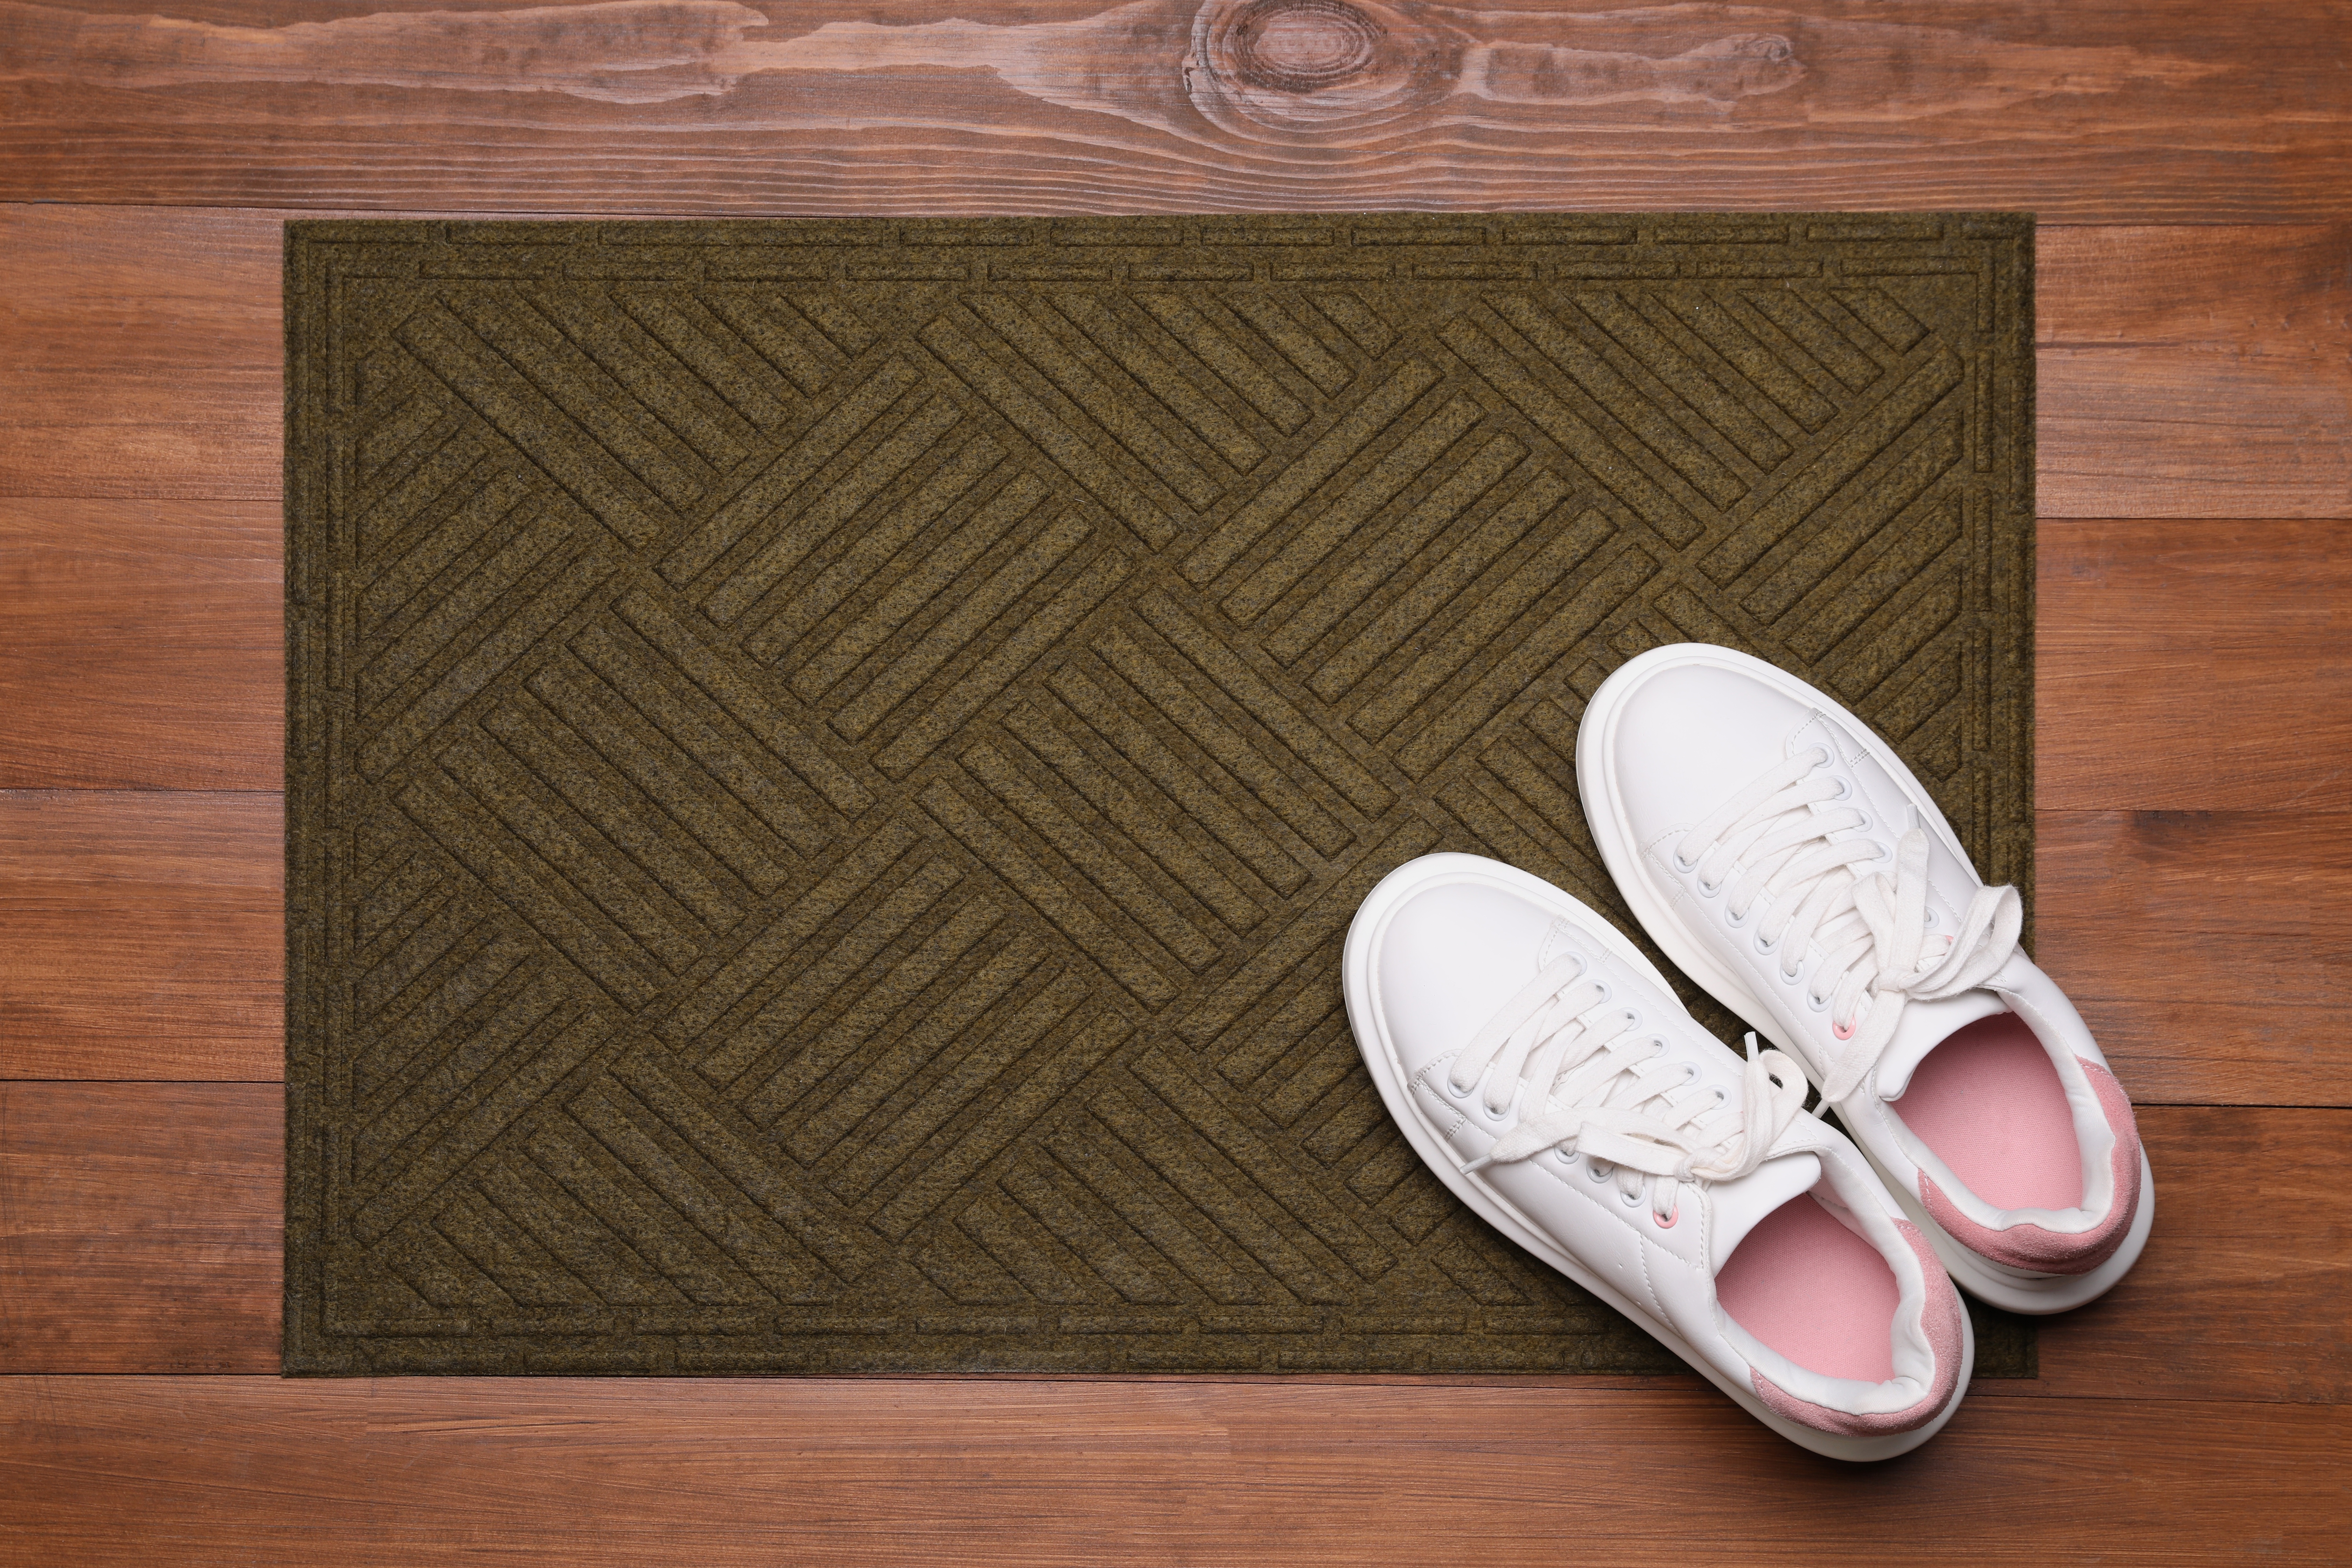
1895;1013;2082;1212
1717;1188;1898;1385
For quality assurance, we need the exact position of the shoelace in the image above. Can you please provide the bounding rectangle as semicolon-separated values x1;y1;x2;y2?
1674;744;2022;1102
1451;954;1809;1224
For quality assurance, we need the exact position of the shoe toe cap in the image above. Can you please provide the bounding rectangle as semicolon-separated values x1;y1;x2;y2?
1370;877;1556;1079
1604;658;1819;841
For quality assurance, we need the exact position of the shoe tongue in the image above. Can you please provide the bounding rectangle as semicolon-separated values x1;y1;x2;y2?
1874;988;2010;1100
1706;1150;1823;1274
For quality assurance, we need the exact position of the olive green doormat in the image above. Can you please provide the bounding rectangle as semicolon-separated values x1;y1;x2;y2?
286;213;2036;1377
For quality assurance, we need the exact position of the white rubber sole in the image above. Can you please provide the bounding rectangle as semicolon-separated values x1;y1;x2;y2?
1342;853;1972;1463
1575;643;2157;1316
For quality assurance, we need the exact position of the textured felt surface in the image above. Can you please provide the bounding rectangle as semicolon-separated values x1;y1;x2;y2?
285;212;2036;1377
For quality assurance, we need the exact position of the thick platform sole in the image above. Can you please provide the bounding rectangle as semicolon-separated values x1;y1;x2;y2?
1342;852;1973;1463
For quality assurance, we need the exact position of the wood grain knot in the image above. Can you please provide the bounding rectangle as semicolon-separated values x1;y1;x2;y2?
1224;0;1382;93
1187;0;1450;140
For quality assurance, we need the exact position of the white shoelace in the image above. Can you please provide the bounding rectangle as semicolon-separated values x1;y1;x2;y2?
1451;954;1809;1224
1673;745;2022;1102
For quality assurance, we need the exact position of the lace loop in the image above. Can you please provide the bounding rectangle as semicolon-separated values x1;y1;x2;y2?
1675;746;2023;1102
1452;953;1811;1220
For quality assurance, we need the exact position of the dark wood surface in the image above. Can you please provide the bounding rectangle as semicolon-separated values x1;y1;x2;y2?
2;0;2347;1558
0;501;281;791
0;1083;282;1373
0;791;281;1080
3;1378;2343;1567
1;1;2347;222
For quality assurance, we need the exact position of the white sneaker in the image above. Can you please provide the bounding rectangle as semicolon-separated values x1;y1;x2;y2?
1344;853;1972;1461
1576;644;2154;1314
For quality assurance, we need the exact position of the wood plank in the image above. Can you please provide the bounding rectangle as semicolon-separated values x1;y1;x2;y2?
0;499;282;791
0;1083;280;1373
0;1;2346;221
0;1376;2342;1564
2039;224;2352;347
2039;348;2350;519
5;1088;2334;1402
2039;519;2352;812
2038;224;2351;518
0;204;282;501
2037;810;2352;1106
1979;1107;2350;1406
0;791;281;1080
7;202;2343;520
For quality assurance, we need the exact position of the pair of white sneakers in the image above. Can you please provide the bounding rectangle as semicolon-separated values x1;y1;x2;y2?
1343;645;2154;1460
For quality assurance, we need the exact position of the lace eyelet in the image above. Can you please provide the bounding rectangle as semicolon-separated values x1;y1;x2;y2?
1696;878;1723;899
1681;1062;1700;1084
1620;1186;1643;1207
1622;1008;1643;1031
1806;745;1832;768
1780;965;1802;984
1653;1206;1679;1228
1673;850;1699;873
1853;812;1872;833
1754;931;1778;955
1806;991;1830;1012
1555;1148;1576;1165
1588;1160;1612;1181
1923;909;1939;929
1481;1097;1511;1122
1874;842;1893;863
1591;981;1612;1004
1833;1019;1857;1042
1711;1086;1729;1105
1444;1074;1474;1100
1724;902;1750;927
1828;776;1852;802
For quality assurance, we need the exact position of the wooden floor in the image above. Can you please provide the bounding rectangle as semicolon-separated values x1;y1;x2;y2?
2;2;2347;1561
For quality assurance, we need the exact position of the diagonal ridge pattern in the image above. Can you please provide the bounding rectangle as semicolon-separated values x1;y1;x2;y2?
286;214;2037;1377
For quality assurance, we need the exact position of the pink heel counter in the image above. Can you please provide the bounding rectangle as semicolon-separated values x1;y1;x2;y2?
1750;1222;1964;1438
1918;1057;2143;1276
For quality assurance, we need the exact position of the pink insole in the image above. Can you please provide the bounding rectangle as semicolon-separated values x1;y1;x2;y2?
1716;1193;1898;1384
1895;1014;2082;1212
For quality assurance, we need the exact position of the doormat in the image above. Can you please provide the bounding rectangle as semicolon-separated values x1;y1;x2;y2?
286;213;2036;1377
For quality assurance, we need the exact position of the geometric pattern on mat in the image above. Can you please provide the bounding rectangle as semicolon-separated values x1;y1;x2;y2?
285;213;2035;1374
